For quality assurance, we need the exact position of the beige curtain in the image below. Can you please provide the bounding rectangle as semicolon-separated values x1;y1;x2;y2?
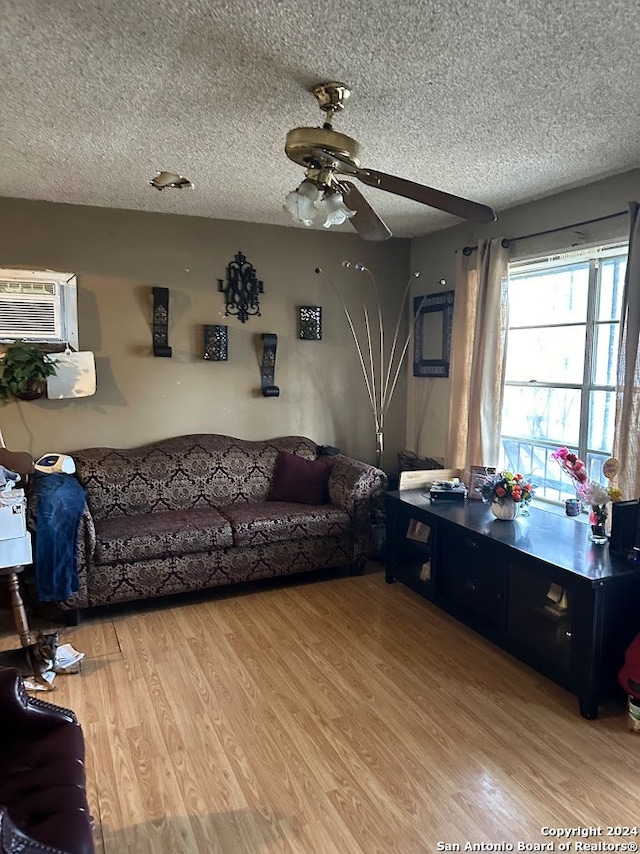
445;238;509;469
613;201;640;499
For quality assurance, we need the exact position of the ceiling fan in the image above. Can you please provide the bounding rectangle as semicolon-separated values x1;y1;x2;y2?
284;82;497;241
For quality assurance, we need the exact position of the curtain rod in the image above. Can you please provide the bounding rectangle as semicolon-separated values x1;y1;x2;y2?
461;209;629;256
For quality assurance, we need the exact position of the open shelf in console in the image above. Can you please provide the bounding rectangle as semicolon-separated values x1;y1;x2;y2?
389;508;437;597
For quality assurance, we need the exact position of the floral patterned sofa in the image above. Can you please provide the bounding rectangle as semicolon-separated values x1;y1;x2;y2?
60;435;386;612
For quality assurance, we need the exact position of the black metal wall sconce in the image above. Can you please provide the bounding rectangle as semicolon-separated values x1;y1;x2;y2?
152;286;172;357
260;333;279;397
203;325;228;361
298;306;322;340
218;251;263;324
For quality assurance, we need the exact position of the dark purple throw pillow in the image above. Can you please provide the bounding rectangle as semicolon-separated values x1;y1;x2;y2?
267;451;334;505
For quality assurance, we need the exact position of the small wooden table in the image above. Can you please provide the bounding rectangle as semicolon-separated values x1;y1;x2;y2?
0;564;32;647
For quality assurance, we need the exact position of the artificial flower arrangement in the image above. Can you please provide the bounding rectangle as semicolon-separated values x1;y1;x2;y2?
552;447;622;534
478;471;535;506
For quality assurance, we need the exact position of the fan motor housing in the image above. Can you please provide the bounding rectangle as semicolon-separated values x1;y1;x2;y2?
285;127;360;169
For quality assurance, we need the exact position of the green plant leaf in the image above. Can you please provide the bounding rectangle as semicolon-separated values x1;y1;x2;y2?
0;341;58;401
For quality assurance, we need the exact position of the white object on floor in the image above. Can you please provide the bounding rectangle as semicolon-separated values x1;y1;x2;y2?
55;643;85;670
24;670;56;691
23;644;86;689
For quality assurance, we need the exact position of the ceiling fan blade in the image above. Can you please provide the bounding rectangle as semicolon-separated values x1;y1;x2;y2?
357;169;497;224
311;147;496;223
338;180;392;241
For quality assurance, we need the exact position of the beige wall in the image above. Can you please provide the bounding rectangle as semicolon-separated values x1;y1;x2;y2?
408;168;640;462
0;198;410;468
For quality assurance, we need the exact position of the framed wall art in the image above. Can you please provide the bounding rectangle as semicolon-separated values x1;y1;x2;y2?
413;290;454;378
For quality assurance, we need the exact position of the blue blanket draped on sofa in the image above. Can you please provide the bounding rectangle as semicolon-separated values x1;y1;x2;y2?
31;472;86;601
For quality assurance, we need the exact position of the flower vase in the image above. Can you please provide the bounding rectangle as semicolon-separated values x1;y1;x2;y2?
589;503;608;544
490;501;519;520
604;500;613;538
590;524;607;544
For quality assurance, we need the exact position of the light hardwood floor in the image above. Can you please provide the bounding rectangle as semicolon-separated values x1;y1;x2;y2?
2;566;639;854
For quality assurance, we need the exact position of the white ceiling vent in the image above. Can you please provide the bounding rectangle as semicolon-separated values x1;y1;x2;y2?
0;270;78;350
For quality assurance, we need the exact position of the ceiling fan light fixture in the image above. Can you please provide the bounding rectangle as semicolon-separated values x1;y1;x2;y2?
284;179;356;230
284;81;498;238
317;189;355;229
284;179;320;226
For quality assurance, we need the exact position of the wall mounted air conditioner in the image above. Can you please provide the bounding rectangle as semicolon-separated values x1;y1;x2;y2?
0;270;78;350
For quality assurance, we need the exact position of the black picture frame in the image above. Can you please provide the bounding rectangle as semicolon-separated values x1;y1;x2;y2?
413;290;454;378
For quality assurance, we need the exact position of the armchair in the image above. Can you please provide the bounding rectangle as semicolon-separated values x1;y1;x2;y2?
0;666;94;854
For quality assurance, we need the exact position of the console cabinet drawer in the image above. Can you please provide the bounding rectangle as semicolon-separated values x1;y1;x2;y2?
440;534;507;631
505;560;573;685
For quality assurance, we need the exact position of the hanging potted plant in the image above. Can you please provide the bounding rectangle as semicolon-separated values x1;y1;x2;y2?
0;342;58;404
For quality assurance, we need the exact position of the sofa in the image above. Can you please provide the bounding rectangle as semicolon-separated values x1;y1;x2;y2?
0;666;94;854
55;434;386;612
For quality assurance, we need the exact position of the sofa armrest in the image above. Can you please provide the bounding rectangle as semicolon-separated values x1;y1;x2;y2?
0;667;77;745
328;455;388;560
0;668;94;854
75;503;95;598
79;502;96;560
0;807;70;854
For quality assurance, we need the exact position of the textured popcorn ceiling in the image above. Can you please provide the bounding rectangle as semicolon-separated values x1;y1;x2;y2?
1;0;639;238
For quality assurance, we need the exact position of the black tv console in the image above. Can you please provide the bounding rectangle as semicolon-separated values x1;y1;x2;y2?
385;490;640;719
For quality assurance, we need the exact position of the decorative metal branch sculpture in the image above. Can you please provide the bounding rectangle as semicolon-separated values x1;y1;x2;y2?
315;262;424;469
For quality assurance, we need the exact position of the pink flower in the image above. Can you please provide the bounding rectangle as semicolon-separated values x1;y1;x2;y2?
553;446;621;507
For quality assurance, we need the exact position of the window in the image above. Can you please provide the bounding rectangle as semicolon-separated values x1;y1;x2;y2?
499;243;627;503
0;269;78;350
